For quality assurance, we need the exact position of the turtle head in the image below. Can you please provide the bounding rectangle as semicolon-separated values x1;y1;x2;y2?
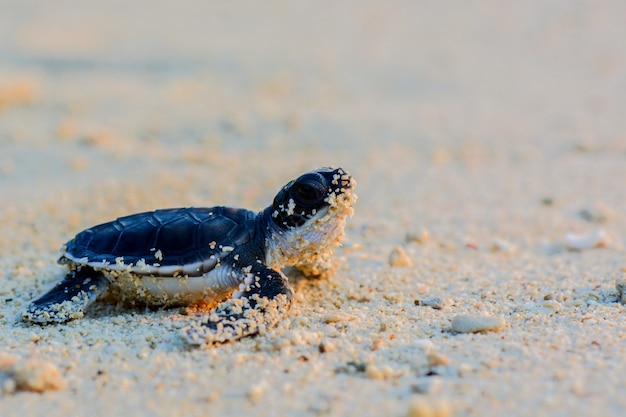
265;167;357;277
271;167;356;229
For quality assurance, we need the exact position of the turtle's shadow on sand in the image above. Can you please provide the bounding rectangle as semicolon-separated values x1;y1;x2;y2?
282;266;308;285
282;266;331;294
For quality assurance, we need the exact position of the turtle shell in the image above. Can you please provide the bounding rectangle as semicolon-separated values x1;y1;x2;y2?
60;207;257;277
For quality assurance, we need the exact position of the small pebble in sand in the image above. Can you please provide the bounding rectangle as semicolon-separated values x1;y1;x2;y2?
564;229;610;250
371;338;385;351
541;299;562;312
415;297;446;310
426;351;450;367
0;78;38;110
318;338;337;353
464;240;479;250
491;238;517;254
411;377;442;394
407;396;451;417
0;352;67;394
247;381;268;404
389;246;412;267
451;314;506;334
411;339;435;353
616;279;626;304
405;229;430;244
578;204;612;223
322;311;356;323
365;364;402;380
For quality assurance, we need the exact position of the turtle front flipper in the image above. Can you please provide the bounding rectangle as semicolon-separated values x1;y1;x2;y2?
183;265;293;346
22;267;109;324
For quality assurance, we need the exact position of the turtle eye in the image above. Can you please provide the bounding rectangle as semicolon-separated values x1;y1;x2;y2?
294;182;322;204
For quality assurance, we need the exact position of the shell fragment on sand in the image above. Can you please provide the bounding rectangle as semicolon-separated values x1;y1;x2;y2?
451;314;506;334
563;229;610;250
389;246;412;267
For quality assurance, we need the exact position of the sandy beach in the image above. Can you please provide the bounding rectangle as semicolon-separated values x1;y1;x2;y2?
2;1;626;416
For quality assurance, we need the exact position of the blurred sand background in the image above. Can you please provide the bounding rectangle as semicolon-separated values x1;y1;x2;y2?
1;1;626;416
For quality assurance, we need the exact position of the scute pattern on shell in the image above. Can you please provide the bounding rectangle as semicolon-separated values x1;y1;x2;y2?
63;207;256;274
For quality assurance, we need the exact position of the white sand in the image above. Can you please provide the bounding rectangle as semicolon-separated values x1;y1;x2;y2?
1;1;626;416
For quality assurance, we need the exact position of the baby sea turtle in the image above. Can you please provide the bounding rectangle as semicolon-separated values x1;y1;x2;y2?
23;167;356;345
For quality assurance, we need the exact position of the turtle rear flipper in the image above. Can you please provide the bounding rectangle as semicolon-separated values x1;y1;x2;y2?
23;267;109;324
183;265;292;346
